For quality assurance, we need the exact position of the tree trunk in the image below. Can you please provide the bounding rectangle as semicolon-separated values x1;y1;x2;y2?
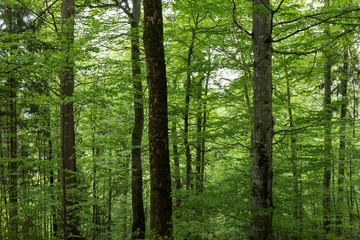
92;127;100;240
172;119;181;207
46;106;58;237
171;80;181;208
130;0;145;238
287;79;303;240
107;166;113;240
143;0;173;238
184;26;196;191
60;1;81;239
349;70;358;228
4;6;19;237
8;75;18;239
336;46;348;235
200;73;209;191
322;51;332;236
195;76;205;193
251;0;273;239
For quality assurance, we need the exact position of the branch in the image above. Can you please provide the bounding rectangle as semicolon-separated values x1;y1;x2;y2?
15;0;60;30
274;12;324;27
273;8;360;43
273;124;317;145
272;30;352;55
274;0;285;14
274;124;315;135
260;0;273;12
232;0;252;36
88;0;131;17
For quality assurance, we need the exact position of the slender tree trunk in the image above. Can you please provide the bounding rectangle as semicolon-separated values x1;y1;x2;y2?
336;46;348;235
200;73;210;191
184;26;197;191
172;119;181;208
0;128;3;240
60;1;81;239
107;166;113;240
251;0;273;239
171;80;181;208
130;0;145;238
322;3;332;236
92;127;100;240
349;72;357;227
8;75;18;239
143;0;173;237
287;79;303;240
46;107;58;237
172;122;181;191
5;6;19;237
322;51;332;235
195;77;204;193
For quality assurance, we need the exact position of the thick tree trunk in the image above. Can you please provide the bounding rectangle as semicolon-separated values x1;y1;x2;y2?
130;0;146;238
60;1;81;239
143;0;173;238
251;0;273;239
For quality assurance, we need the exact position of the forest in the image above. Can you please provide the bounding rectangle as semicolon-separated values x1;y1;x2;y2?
1;0;360;239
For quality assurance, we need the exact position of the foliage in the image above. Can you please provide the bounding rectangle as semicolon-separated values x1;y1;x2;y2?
0;0;360;239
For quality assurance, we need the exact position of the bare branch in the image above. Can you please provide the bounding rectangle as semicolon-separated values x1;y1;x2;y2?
232;0;252;36
275;12;328;27
273;8;360;43
274;124;315;135
273;124;317;145
15;0;60;30
273;30;352;55
274;0;285;14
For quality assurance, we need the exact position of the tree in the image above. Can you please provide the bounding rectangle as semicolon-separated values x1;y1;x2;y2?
251;0;273;239
143;0;173;238
60;0;81;238
322;1;332;235
130;0;146;238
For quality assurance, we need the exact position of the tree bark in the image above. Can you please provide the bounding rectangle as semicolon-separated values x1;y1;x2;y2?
184;25;197;191
172;118;181;207
251;0;273;239
107;166;113;240
322;51;332;236
195;76;205;193
286;79;303;240
130;0;146;238
8;75;18;239
336;45;348;235
143;0;173;238
171;80;181;208
60;0;81;239
4;6;19;237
